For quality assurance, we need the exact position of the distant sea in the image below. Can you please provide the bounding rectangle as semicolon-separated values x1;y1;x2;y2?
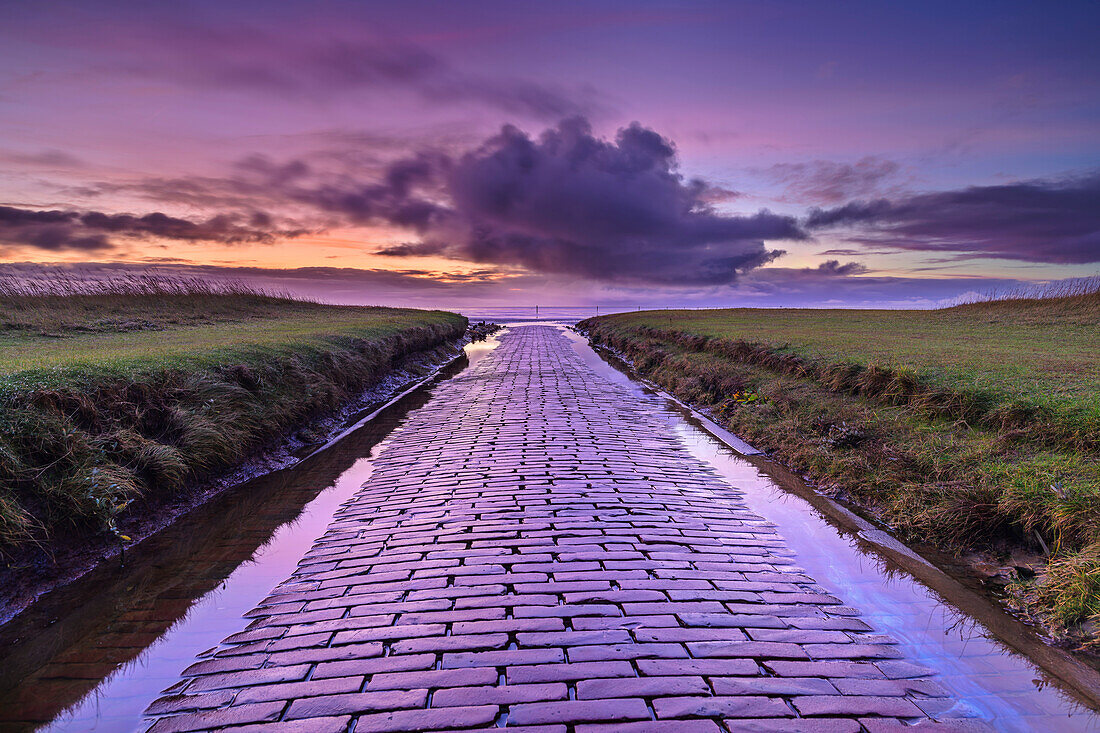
458;306;638;325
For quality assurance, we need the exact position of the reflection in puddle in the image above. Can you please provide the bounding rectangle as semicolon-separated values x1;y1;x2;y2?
679;431;1097;731
0;337;500;732
564;325;1100;732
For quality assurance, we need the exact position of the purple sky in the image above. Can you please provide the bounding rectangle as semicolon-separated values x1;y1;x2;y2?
1;0;1098;308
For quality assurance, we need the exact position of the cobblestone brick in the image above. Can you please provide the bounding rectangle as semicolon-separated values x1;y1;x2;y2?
352;705;498;732
432;682;567;706
577;723;722;733
576;676;710;699
146;701;284;732
214;716;351;733
285;689;426;719
653;695;794;719
143;327;971;732
366;667;497;690
509;698;650;725
793;695;925;717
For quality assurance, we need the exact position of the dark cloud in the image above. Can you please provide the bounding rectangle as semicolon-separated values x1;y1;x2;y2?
365;118;805;285
0;205;307;252
817;247;899;256
0;148;85;168
714;260;868;293
799;259;869;277
759;156;903;203
115;119;804;285
374;242;443;257
697;185;743;204
0;207;114;252
282;150;452;232
112;26;596;120
806;172;1100;264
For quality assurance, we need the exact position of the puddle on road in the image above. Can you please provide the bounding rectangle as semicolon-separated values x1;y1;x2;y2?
0;336;501;733
1;324;1097;732
563;325;1100;732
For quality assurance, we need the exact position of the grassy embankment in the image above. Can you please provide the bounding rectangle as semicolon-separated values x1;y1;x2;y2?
0;275;465;553
581;286;1100;648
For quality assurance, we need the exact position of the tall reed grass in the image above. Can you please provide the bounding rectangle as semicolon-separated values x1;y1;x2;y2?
942;276;1100;315
0;268;314;334
0;267;298;300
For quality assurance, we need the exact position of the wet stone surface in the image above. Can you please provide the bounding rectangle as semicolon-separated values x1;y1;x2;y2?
144;326;986;732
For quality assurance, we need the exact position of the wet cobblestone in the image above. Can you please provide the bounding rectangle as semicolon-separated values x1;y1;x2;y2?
144;326;983;732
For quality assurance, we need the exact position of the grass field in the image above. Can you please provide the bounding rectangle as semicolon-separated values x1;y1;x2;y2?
599;296;1099;446
0;298;461;390
581;287;1100;649
0;279;465;552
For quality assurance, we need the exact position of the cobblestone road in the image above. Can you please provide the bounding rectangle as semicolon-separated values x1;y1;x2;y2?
144;326;983;733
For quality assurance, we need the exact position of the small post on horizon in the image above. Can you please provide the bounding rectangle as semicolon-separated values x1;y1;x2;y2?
535;305;539;316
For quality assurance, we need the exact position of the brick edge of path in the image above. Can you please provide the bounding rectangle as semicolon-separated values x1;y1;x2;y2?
143;327;988;733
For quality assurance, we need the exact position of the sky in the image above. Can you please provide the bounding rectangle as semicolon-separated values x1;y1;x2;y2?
1;0;1098;308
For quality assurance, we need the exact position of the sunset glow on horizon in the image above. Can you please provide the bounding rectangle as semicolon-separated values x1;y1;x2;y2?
2;0;1098;308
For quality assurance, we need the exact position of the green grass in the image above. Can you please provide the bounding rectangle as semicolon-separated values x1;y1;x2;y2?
599;299;1099;448
581;289;1100;650
0;300;461;390
0;289;466;552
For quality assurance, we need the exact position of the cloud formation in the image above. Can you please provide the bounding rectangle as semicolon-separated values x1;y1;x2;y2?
807;172;1100;263
358;118;806;284
106;24;595;120
759;156;903;203
787;259;869;278
0;205;305;253
110;119;804;285
0;148;86;168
